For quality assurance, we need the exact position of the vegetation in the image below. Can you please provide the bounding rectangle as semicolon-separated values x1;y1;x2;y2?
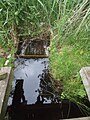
0;0;90;114
49;0;90;111
50;0;90;91
0;0;60;66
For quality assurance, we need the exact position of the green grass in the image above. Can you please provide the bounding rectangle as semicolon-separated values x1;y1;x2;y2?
49;0;90;103
0;0;60;37
49;0;90;112
0;0;60;66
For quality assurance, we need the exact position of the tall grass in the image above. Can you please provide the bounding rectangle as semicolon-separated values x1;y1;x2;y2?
49;0;90;115
50;0;90;103
0;0;60;39
0;0;60;66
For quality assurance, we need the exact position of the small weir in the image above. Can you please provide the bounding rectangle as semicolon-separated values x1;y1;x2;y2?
7;39;90;120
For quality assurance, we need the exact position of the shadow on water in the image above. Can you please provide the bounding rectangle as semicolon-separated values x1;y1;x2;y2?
12;79;27;105
7;40;90;120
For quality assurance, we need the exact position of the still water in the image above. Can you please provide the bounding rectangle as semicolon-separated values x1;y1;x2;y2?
7;39;90;120
8;58;54;105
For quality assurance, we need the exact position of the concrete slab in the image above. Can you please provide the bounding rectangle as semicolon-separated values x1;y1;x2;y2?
80;67;90;101
0;67;12;120
64;116;90;120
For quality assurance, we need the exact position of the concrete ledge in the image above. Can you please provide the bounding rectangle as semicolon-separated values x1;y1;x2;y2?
80;67;90;101
64;116;90;120
0;67;12;120
15;54;48;58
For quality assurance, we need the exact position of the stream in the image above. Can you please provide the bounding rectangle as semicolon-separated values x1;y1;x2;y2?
7;39;90;120
8;58;53;105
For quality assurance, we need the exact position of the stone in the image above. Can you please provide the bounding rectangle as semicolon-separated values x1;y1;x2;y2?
0;73;8;81
0;67;12;120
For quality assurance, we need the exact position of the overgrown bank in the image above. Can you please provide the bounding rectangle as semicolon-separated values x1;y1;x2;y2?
49;0;90;111
0;0;60;67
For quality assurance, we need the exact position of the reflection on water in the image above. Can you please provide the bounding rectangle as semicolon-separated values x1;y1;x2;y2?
12;79;27;105
7;38;90;120
8;58;90;120
8;58;56;105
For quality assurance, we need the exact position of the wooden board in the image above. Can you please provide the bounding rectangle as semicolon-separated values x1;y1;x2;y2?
80;67;90;101
15;54;48;59
0;67;12;120
64;117;90;120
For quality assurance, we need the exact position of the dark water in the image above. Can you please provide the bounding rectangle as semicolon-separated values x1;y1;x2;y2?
7;40;90;120
17;39;49;55
8;58;54;105
7;58;90;120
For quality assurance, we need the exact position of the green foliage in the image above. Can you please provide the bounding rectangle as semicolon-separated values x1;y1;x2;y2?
0;58;6;67
0;0;60;66
0;0;61;37
50;0;90;103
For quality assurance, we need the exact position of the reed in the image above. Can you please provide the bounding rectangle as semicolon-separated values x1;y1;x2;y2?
49;0;90;110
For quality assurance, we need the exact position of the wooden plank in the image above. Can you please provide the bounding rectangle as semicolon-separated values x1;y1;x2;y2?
80;67;90;101
15;54;48;59
64;117;90;120
0;67;12;120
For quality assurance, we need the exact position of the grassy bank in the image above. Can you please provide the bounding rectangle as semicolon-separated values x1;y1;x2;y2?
50;0;90;105
0;0;60;66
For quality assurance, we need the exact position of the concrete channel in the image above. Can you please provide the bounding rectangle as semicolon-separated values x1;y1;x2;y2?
0;39;90;120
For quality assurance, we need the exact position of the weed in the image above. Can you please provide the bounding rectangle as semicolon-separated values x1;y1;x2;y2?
49;0;90;107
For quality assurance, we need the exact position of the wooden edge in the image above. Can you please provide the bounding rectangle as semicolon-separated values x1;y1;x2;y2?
80;67;90;101
15;54;48;59
0;68;13;120
63;116;90;120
